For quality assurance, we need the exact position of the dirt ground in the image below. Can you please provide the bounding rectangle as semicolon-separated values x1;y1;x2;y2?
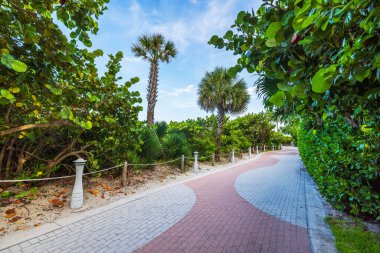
0;155;241;237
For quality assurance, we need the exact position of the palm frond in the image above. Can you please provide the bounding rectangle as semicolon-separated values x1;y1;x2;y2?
254;75;280;100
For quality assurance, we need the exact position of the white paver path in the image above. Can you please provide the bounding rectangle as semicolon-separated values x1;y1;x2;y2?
235;154;307;228
0;185;195;253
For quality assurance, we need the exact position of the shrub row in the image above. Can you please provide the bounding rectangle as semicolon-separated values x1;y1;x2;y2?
298;117;380;220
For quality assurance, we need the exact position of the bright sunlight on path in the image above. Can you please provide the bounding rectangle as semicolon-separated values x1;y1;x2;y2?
1;148;336;253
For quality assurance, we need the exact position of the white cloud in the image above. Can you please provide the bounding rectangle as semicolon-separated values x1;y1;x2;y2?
175;101;198;109
105;0;240;51
167;84;195;96
247;87;256;95
129;1;141;13
124;56;143;63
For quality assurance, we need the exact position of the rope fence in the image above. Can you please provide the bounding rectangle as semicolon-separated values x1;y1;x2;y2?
0;144;284;184
0;145;284;209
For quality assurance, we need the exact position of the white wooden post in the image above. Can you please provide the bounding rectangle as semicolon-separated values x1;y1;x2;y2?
272;145;274;151
193;152;198;174
71;158;86;209
231;149;235;163
264;144;266;152
281;143;283;150
256;145;259;154
248;147;252;157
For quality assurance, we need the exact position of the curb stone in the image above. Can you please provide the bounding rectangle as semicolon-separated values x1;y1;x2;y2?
303;166;338;253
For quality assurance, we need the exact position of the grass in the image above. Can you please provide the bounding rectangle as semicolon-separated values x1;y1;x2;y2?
326;217;380;253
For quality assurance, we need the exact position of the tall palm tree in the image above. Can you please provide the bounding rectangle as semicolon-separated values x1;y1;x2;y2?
198;67;250;160
131;33;178;125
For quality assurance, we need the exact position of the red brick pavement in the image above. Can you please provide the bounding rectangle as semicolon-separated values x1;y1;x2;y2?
136;152;311;253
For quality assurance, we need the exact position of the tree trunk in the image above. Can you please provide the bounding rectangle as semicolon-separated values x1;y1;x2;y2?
46;136;79;175
5;137;16;178
15;142;27;174
0;120;71;137
0;139;8;178
146;61;159;125
215;110;225;161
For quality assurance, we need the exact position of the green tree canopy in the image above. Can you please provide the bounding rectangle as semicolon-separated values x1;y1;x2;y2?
0;0;142;178
198;67;250;159
209;0;380;219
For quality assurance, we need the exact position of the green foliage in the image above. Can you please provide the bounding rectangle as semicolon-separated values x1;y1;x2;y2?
280;118;299;145
14;187;38;199
221;119;251;153
326;218;380;253
0;0;142;178
154;121;168;139
168;116;217;156
209;0;379;134
197;67;250;115
139;126;163;163
298;117;380;219
197;67;250;157
211;0;380;219
162;132;191;160
0;190;13;198
131;34;178;124
222;112;291;152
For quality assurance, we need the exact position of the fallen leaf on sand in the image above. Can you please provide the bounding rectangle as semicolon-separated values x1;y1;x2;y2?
13;199;21;204
18;225;28;230
101;192;105;199
88;189;99;196
5;212;16;219
48;199;65;207
34;223;41;227
0;227;5;232
101;184;112;191
5;208;15;214
59;190;67;195
8;216;21;223
0;188;3;194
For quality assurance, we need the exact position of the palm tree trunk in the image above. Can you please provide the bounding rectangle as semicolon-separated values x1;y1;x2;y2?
147;61;159;125
215;110;225;161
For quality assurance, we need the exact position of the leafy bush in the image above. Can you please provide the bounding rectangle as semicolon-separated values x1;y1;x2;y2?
222;120;251;153
298;117;380;220
139;126;164;163
154;121;168;140
162;132;191;160
168;116;217;156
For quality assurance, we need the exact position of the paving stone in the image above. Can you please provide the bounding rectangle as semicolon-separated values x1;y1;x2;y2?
0;184;195;253
1;148;336;253
137;150;311;253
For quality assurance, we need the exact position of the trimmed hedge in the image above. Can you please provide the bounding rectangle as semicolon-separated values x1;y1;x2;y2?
298;118;380;220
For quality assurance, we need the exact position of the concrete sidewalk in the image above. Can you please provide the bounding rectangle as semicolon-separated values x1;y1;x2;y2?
0;148;336;253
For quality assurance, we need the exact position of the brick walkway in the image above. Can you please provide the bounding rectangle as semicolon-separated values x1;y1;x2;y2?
1;149;314;253
137;151;310;253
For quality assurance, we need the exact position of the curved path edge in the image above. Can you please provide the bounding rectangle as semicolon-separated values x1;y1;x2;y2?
304;167;337;253
0;154;263;251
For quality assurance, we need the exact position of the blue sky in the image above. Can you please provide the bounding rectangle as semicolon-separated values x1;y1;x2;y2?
88;0;265;122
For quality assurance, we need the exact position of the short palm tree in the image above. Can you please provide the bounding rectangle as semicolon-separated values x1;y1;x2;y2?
198;67;250;160
131;33;178;125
